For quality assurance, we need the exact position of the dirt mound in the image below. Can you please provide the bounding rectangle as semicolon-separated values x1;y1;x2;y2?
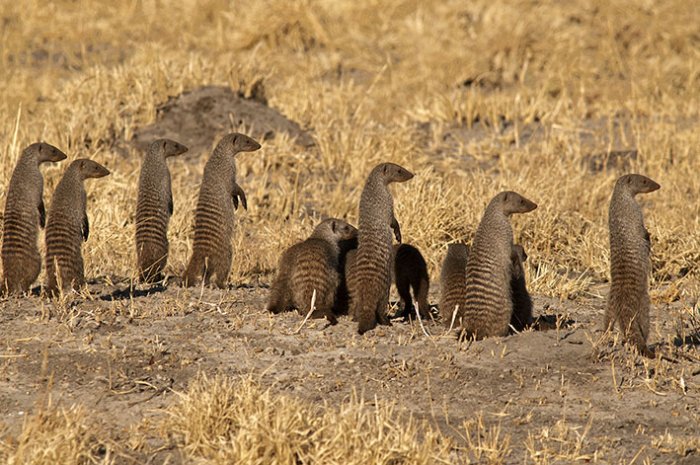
128;86;314;158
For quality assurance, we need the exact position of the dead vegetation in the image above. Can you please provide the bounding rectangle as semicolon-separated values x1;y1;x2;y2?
0;0;698;463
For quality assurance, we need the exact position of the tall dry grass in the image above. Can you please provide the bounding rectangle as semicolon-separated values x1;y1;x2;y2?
1;0;698;300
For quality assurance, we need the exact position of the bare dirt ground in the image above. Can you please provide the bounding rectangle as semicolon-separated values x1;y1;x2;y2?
1;281;698;464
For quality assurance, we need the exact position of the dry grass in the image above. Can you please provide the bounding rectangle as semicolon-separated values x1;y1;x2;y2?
163;374;452;464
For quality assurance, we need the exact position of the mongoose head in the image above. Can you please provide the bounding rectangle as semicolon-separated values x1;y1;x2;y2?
497;191;538;216
152;139;188;158
74;159;111;179
375;162;414;184
217;133;262;155
617;174;660;195
25;142;67;164
313;218;358;242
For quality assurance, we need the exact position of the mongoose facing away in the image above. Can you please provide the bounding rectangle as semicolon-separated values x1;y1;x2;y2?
1;142;67;294
353;162;414;335
458;191;537;339
510;243;533;332
267;218;358;324
183;133;260;288
135;139;188;283
45;159;110;294
393;243;430;320
439;242;469;325
605;174;660;356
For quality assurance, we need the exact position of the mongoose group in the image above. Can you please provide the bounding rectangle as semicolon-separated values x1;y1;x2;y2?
0;136;661;354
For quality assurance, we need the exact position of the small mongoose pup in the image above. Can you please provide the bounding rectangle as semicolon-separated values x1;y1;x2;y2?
1;142;67;294
45;159;110;294
267;218;358;324
352;162;414;335
393;243;430;320
605;174;660;356
510;243;533;332
458;191;537;339
183;133;260;288
135;139;188;282
439;242;469;325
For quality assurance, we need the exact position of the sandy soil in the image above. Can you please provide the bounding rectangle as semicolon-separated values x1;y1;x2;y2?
1;281;698;464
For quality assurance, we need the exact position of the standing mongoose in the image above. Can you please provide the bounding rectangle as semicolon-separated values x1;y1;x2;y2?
352;162;414;335
183;133;261;288
604;174;660;356
1;142;67;294
267;218;358;324
45;159;110;294
135;139;188;283
458;191;537;339
510;243;533;332
439;242;469;325
393;243;430;320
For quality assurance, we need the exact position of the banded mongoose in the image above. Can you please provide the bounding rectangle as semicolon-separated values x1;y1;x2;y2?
267;218;358;324
604;174;660;356
135;139;188;282
334;234;358;315
510;243;533;332
45;159;110;294
393;243;430;320
352;162;414;335
1;142;67;294
183;133;260;288
439;242;469;325
458;191;537;339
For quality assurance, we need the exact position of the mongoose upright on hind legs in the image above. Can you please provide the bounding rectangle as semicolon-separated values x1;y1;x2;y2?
135;139;188;283
510;243;533;332
267;218;358;324
393;243;430;320
605;174;660;356
458;191;537;339
351;162;414;335
183;133;260;288
439;242;469;325
45;159;110;295
2;142;67;294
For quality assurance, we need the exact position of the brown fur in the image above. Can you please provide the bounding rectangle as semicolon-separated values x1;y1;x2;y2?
392;243;430;320
458;191;537;339
605;174;660;356
352;162;414;335
183;133;260;288
135;139;188;282
439;242;469;325
267;218;357;324
45;159;110;295
510;243;533;332
1;143;67;294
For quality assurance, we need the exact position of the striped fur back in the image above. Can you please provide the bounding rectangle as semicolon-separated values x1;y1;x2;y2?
459;207;513;339
1;158;44;293
136;156;171;281
289;239;340;322
45;171;86;294
440;243;468;325
354;223;393;333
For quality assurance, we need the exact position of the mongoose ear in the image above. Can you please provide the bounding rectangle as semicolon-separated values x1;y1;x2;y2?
383;165;388;175
162;140;167;150
503;192;509;202
331;220;337;233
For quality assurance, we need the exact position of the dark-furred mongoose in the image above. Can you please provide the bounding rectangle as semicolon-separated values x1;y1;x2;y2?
393;243;430;320
45;159;110;294
439;242;469;325
605;174;660;356
458;191;537;339
267;218;358;324
183;133;260;288
352;162;414;335
334;234;358;315
1;142;67;294
510;243;533;332
135;139;188;282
